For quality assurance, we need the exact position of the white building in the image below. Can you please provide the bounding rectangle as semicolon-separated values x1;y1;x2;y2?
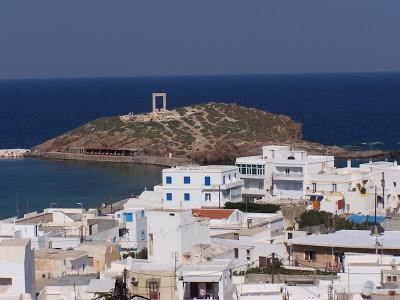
114;208;147;251
335;253;400;293
0;239;35;299
161;165;243;209
146;209;210;263
236;145;333;201
236;145;400;215
103;209;235;300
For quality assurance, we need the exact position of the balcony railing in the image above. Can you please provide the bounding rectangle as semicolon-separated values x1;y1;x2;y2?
202;180;244;190
273;172;304;179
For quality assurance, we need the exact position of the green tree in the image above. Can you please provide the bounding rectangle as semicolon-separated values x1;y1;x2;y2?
224;202;279;213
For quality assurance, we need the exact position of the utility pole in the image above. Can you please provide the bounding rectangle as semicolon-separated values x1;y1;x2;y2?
381;172;385;209
174;252;178;300
375;185;377;225
16;191;20;219
271;253;275;284
218;185;221;208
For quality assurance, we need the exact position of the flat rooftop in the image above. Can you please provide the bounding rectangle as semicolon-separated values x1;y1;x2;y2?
0;238;30;247
164;165;237;173
291;230;400;250
35;249;87;260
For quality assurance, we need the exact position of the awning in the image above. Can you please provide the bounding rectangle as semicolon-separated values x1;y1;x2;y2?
182;275;221;282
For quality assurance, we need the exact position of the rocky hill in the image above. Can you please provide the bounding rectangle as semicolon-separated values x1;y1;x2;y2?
31;102;331;163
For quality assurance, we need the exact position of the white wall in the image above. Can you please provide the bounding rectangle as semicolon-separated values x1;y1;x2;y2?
162;166;243;209
0;240;35;299
147;210;210;263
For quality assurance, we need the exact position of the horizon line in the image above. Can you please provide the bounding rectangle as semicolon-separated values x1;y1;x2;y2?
1;70;400;82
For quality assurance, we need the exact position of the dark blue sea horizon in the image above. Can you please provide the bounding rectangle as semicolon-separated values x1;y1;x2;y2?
1;72;400;219
1;72;400;151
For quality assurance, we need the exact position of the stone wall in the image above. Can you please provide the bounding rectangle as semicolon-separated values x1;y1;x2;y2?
32;151;193;167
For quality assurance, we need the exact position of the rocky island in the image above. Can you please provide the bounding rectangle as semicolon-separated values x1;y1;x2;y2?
30;94;396;165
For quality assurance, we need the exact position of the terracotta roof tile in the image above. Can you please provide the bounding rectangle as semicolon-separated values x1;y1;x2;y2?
191;208;236;219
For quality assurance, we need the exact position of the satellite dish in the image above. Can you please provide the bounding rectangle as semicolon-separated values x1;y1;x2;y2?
361;280;374;297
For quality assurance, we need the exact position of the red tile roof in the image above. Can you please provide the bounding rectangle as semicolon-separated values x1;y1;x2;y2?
191;208;236;219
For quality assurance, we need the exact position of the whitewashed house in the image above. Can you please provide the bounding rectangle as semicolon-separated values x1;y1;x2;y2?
0;239;35;299
161;165;243;209
334;253;400;293
236;145;334;201
103;209;235;300
114;208;147;251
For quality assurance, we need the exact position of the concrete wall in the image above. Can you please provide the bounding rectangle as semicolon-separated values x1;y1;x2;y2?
0;240;35;298
147;210;210;263
127;269;176;300
162;166;242;209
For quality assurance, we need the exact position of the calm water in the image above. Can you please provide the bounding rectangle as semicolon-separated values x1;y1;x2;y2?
0;73;400;217
0;158;162;219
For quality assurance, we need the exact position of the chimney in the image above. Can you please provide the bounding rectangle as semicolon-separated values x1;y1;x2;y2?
347;159;352;168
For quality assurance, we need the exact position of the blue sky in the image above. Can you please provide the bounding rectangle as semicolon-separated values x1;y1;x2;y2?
1;1;399;78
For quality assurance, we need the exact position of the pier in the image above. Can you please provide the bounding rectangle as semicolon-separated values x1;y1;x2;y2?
0;149;29;158
68;147;137;156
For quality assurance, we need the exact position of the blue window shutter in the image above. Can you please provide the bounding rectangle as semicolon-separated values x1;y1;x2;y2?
205;176;211;186
184;176;191;184
166;176;172;184
184;193;190;201
125;213;133;222
166;193;172;201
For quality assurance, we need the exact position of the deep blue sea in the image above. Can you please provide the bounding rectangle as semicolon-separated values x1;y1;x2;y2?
0;73;399;218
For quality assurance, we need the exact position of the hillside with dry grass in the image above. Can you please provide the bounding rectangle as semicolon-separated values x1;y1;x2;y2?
32;102;314;163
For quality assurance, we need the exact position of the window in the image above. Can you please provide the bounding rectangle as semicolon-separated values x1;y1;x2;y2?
234;173;237;178
184;193;190;201
285;168;290;174
166;176;172;184
0;278;12;286
258;181;264;190
88;257;94;267
141;210;145;218
184;176;191;184
252;165;257;175
116;214;120;219
125;213;134;222
247;249;251;255
234;248;239;258
245;181;249;189
166;193;172;201
305;250;316;261
332;183;337;192
223;176;226;184
229;174;231;180
205;193;211;201
287;232;293;239
140;230;146;241
394;182;397;187
204;176;211;186
312;183;317;192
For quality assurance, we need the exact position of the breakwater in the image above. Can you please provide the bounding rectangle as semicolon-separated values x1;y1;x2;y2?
0;149;30;158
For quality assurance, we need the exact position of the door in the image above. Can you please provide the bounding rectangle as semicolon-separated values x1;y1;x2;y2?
149;282;159;300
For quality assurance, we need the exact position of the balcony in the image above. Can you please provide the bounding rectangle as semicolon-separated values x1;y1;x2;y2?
272;172;304;180
239;173;265;179
202;180;244;191
242;187;266;196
